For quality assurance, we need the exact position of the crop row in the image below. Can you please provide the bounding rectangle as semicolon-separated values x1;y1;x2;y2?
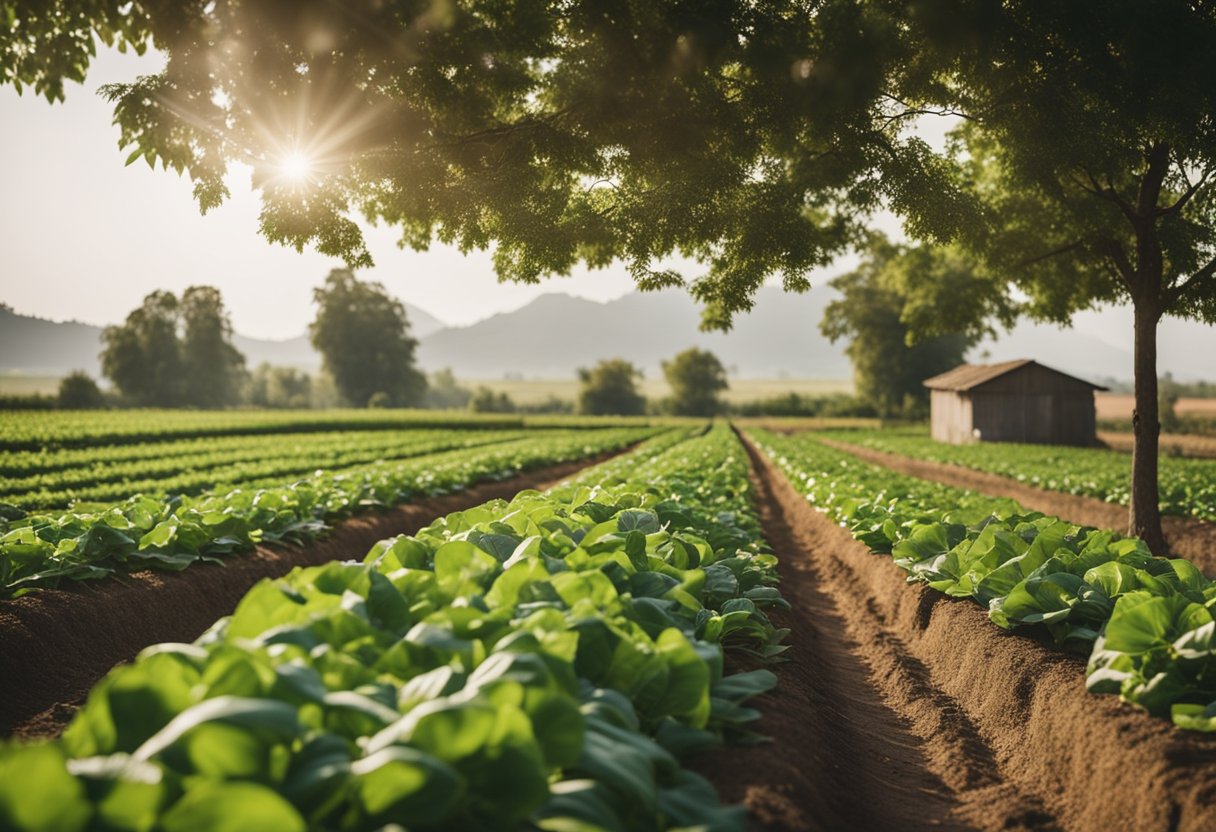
819;427;1216;522
0;410;662;453
0;428;534;481
0;429;533;510
750;429;1216;731
0;410;533;452
0;427;661;598
0;424;787;831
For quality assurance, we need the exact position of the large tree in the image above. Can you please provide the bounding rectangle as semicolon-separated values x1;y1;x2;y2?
180;285;247;408
662;349;729;417
309;269;427;408
577;360;647;416
100;290;183;406
886;3;1216;551
100;287;246;407
7;1;1216;548
822;237;979;419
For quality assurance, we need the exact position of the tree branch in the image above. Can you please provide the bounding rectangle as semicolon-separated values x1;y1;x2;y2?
1099;238;1136;291
1155;164;1214;218
879;93;980;123
1018;240;1086;267
1083;169;1137;222
1168;252;1216;306
1136;142;1172;217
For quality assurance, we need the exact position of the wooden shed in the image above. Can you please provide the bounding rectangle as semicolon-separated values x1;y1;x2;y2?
923;359;1107;446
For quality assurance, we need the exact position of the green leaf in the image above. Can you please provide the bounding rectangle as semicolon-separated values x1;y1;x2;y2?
160;781;306;832
351;746;465;827
0;743;91;832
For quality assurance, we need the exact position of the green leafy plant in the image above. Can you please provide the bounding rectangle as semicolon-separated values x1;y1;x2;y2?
0;424;786;830
751;429;1216;730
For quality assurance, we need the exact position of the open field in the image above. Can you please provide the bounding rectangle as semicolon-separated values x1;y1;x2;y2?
1;411;1215;830
1095;392;1216;419
816;426;1216;522
0;374;61;396
0;374;855;405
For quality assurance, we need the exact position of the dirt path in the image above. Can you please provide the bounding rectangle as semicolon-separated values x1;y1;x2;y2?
820;438;1216;571
0;449;624;740
715;433;1216;832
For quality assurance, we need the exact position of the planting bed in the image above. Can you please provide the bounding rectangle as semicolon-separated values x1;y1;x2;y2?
725;434;1216;831
0;451;627;740
822;436;1216;569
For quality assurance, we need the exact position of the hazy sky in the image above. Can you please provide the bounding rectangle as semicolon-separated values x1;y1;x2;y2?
0;46;734;339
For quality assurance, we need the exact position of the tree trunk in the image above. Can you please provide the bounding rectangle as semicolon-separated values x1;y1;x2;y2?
1129;301;1167;553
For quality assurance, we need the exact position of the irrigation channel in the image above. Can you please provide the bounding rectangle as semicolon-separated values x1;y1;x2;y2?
4;430;1216;831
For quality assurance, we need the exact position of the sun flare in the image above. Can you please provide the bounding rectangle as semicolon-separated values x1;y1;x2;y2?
278;150;314;182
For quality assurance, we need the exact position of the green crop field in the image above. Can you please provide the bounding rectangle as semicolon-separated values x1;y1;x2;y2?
5;2;1216;824
817;427;1216;522
0;414;663;596
750;429;1216;731
1;410;1215;830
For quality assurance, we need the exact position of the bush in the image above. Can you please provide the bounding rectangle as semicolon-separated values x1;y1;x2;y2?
57;371;106;409
469;387;516;413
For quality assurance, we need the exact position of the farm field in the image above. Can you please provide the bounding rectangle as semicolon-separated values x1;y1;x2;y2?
0;414;664;596
1095;393;1216;420
816;426;1216;522
1;413;1215;831
6;4;1216;829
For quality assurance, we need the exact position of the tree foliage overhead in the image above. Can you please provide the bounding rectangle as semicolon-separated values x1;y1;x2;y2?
309;268;427;408
662;348;728;417
2;0;952;326
821;237;977;418
577;359;646;416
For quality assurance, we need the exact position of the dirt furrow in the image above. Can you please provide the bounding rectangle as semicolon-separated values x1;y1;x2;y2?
0;449;626;740
820;437;1216;571
734;432;1216;832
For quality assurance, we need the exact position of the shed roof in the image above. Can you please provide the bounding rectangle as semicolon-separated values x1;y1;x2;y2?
923;359;1107;392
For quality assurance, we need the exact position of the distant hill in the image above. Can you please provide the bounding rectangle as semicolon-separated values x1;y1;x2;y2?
3;290;1214;383
416;287;850;378
416;288;1214;382
0;302;444;376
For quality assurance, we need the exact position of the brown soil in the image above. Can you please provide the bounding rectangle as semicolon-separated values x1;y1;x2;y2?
694;433;1216;832
1099;430;1216;459
0;451;619;740
820;438;1216;572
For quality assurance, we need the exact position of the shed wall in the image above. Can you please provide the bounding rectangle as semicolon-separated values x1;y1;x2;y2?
930;389;973;444
929;363;1098;446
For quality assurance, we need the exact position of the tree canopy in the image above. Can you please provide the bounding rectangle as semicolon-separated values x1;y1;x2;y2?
822;237;976;419
577;359;646;416
663;348;728;417
309;269;427;408
100;286;246;407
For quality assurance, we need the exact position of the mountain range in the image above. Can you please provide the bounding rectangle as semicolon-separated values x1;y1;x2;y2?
3;288;1214;383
